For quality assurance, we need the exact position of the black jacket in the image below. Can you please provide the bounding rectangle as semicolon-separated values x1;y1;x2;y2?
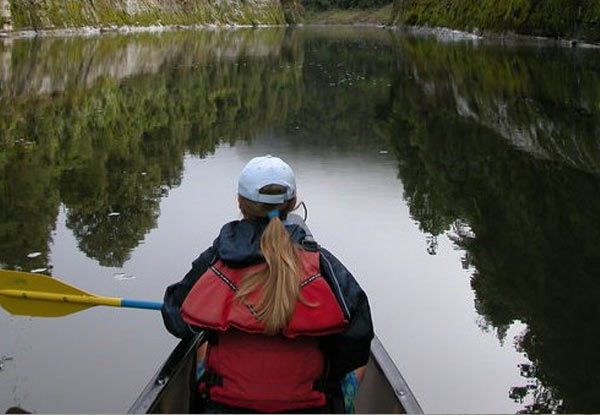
161;219;374;377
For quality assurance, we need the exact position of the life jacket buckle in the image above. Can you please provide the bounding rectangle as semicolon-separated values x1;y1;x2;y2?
302;235;318;251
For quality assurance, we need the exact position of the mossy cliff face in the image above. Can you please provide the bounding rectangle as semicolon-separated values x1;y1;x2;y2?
1;0;11;30
4;0;286;31
280;0;304;24
392;0;600;42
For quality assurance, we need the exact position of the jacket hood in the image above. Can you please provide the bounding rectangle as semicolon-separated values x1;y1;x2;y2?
212;219;308;267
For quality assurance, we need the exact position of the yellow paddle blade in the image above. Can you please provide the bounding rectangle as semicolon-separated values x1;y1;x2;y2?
0;270;96;317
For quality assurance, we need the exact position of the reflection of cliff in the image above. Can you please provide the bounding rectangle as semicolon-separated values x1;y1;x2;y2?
380;39;600;412
0;29;303;268
388;34;600;174
0;29;290;98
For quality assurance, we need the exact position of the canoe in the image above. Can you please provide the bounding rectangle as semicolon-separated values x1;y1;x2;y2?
128;332;422;414
129;214;422;413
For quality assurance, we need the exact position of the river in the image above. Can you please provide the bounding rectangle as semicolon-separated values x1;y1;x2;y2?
1;26;599;413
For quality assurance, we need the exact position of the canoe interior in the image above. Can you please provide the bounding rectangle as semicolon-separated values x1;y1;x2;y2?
128;334;422;414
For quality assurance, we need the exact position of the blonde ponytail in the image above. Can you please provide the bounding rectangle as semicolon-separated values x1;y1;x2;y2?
237;185;303;335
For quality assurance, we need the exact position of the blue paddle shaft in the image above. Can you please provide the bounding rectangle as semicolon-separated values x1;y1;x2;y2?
121;299;163;310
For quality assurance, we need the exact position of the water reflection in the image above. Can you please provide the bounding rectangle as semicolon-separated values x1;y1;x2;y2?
1;27;600;413
380;34;600;413
0;29;303;268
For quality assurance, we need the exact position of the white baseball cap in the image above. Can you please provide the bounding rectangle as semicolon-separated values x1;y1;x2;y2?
238;155;296;204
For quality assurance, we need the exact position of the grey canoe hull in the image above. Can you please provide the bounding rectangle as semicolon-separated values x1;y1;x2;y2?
128;332;423;414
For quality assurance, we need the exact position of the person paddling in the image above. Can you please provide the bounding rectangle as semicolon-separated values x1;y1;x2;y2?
161;155;374;413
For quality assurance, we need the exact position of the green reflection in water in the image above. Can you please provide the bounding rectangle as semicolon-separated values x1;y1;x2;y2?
0;28;303;268
1;27;600;413
380;34;600;413
280;28;393;150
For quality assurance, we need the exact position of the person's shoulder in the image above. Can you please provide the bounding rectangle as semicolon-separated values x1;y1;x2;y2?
191;245;216;269
217;218;243;233
318;247;365;292
317;247;353;283
318;246;344;266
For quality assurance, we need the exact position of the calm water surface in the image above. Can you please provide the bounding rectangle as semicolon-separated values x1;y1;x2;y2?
1;27;600;413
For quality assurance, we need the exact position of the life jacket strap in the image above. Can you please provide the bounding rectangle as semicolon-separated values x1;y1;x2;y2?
302;235;318;251
201;369;223;387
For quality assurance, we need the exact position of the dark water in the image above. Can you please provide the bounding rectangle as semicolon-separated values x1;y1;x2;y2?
1;27;600;413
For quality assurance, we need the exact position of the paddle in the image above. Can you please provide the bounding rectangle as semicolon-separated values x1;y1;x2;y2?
0;270;163;318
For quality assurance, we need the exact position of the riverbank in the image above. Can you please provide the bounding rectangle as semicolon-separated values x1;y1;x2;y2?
391;0;600;44
303;5;392;26
303;4;600;48
3;0;599;47
0;23;276;39
0;0;286;33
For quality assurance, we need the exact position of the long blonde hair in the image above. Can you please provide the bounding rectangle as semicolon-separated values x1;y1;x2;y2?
237;184;302;335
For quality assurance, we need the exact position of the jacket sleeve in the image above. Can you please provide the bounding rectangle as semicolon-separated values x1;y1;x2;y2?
161;246;216;338
319;247;375;378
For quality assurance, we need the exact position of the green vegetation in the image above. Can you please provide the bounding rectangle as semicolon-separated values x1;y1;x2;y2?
392;0;600;42
303;0;391;11
7;0;286;30
6;0;600;42
281;0;305;24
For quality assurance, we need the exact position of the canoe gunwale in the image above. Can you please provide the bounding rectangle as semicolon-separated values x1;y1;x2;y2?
128;332;205;414
370;336;423;414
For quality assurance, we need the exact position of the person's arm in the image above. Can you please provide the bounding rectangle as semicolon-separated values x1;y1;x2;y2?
161;247;216;338
319;247;374;378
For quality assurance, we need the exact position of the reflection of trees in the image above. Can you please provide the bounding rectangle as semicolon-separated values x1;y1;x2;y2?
0;27;400;271
278;28;394;151
388;34;600;174
380;36;600;413
0;29;303;269
0;139;59;272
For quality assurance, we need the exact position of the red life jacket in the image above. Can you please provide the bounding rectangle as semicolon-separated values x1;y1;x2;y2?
180;250;348;412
